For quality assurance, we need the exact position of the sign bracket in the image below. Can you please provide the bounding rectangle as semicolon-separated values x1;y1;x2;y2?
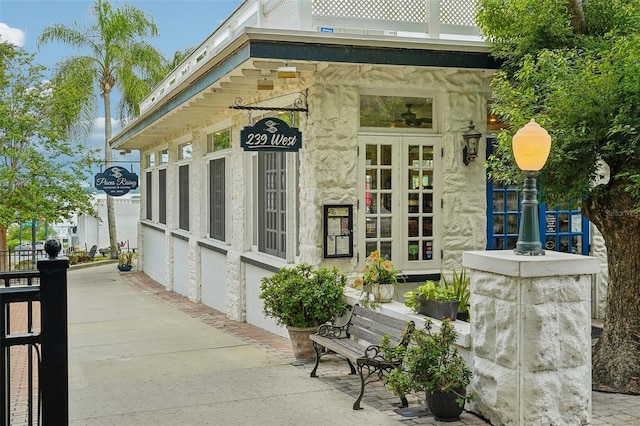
229;90;308;118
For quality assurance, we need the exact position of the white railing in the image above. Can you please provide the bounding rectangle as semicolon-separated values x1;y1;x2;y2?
140;0;481;114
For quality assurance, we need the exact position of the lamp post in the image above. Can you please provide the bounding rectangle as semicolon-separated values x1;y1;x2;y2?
512;119;551;255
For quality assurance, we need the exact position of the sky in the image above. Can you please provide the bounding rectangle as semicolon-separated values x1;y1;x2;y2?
0;0;244;182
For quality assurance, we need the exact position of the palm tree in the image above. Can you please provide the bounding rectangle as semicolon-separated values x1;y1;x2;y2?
38;0;165;258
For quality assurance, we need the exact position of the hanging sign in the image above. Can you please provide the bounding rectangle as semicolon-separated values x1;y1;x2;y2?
95;166;139;196
240;117;302;152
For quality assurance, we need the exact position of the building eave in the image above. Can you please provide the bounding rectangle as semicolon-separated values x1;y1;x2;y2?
111;29;498;151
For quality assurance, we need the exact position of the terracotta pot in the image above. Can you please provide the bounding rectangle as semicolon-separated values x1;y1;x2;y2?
286;326;317;360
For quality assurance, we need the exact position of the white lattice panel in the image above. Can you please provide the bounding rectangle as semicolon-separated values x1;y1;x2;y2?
312;0;427;23
264;0;300;28
440;0;477;26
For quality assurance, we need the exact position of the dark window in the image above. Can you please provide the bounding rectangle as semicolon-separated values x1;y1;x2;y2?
179;165;189;231
209;159;225;241
146;171;152;220
258;152;286;258
485;138;589;254
159;169;167;224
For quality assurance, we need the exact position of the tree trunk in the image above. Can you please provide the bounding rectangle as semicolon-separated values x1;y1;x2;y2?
567;0;587;35
586;182;640;394
103;92;119;259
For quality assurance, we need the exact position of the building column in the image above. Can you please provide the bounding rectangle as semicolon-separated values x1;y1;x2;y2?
463;250;599;426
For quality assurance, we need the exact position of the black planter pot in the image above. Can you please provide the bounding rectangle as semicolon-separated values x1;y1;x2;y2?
117;265;132;272
426;389;465;422
417;298;459;321
456;310;469;322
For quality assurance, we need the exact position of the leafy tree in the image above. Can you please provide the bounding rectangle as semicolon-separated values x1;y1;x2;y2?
477;0;640;393
37;0;165;258
0;42;97;267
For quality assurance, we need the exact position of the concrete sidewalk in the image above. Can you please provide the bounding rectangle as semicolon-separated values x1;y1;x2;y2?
68;264;401;425
68;264;640;426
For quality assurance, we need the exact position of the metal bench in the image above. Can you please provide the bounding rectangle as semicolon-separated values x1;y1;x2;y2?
309;304;415;410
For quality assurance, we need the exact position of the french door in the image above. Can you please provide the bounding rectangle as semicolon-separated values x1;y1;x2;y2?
359;134;442;271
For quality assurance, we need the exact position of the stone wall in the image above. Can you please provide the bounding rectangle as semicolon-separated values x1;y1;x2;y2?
464;251;598;426
299;64;493;273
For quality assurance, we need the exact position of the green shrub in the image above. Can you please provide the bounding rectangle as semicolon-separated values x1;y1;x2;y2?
259;264;349;328
68;251;92;265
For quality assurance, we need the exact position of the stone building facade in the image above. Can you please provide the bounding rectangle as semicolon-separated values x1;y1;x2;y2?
112;0;606;338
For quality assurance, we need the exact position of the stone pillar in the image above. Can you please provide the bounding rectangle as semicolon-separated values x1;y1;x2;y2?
462;250;599;426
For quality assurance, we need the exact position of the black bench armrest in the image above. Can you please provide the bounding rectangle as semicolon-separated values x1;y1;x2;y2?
359;344;401;367
316;323;348;338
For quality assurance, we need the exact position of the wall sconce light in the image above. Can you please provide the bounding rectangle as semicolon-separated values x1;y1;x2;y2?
512;118;552;255
257;78;274;90
462;121;482;165
277;65;297;78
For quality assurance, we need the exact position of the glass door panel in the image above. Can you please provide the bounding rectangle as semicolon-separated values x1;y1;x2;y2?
406;142;436;263
365;142;394;259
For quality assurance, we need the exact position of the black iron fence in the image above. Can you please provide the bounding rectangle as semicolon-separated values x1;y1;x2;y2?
0;256;68;425
0;250;49;272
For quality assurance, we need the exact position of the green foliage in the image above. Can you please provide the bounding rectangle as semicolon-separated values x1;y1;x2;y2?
6;223;52;249
68;251;93;265
353;250;405;307
478;0;640;391
259;264;349;328
38;0;166;122
477;0;640;208
0;42;97;236
118;251;136;266
381;319;474;405
404;280;457;312
442;268;471;316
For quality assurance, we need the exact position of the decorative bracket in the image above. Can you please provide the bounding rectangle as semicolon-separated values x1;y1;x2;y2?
229;90;308;117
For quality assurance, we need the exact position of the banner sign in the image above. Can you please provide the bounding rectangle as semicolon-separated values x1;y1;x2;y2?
95;166;139;196
240;117;302;152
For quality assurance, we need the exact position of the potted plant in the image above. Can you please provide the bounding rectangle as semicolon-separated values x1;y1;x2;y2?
353;250;404;307
404;280;459;320
259;263;349;360
117;251;136;271
442;268;471;321
382;318;475;421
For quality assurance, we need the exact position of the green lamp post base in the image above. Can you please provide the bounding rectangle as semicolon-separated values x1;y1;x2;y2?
514;172;545;256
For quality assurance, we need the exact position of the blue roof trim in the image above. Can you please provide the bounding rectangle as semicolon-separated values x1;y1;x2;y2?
249;40;500;69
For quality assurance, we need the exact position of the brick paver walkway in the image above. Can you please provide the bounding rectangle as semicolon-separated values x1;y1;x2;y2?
7;301;40;426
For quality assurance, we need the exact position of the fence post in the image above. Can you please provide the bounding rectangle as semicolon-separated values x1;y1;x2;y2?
37;244;69;425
